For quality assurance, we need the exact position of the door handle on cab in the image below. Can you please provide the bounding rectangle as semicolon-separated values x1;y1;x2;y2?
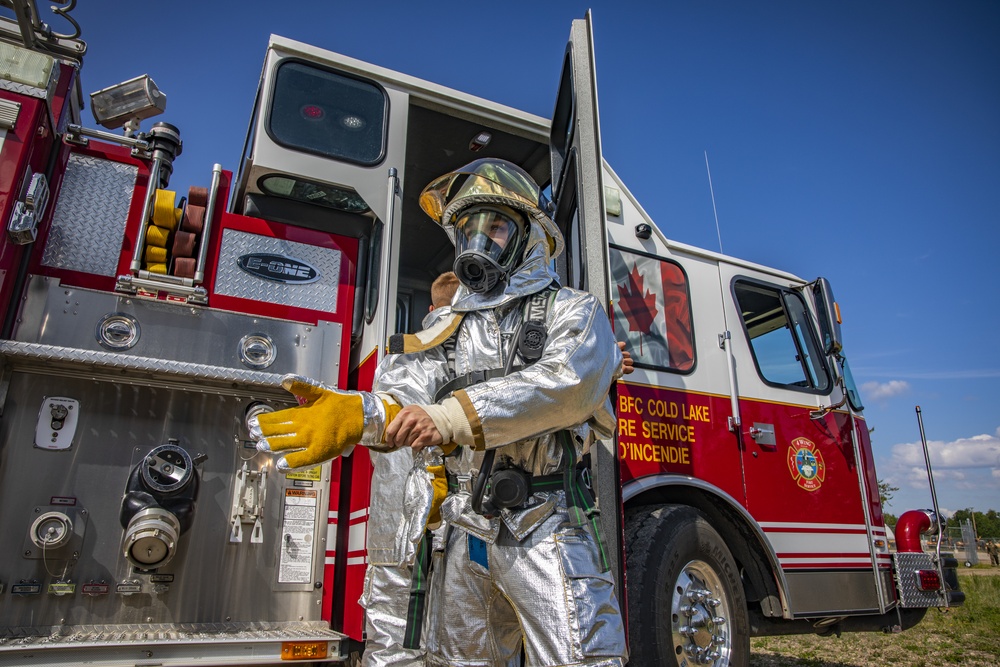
748;422;776;447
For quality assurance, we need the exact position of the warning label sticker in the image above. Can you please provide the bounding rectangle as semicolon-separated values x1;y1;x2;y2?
278;488;318;584
286;466;322;482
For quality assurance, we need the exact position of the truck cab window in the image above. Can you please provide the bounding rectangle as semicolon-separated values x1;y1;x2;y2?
734;281;830;392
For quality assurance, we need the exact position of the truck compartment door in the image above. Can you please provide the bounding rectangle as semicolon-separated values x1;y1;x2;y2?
550;11;623;587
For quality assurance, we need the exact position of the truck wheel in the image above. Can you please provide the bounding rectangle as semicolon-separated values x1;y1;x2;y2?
625;504;749;667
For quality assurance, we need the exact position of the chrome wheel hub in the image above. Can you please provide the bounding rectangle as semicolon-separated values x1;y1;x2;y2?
671;559;732;666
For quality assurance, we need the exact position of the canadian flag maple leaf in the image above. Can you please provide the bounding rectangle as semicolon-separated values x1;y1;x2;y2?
617;264;658;354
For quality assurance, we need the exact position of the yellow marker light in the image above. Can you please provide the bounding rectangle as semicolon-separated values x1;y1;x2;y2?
833;302;842;324
281;641;329;661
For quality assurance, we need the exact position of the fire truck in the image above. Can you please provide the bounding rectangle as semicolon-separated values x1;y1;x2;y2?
0;3;962;666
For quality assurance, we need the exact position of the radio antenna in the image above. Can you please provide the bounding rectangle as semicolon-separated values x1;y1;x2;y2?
704;151;724;254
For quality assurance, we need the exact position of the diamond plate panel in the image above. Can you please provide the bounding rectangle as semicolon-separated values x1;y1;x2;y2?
0;340;284;390
0;621;343;665
0;79;47;101
215;228;341;313
41;153;137;276
0;620;342;644
893;551;946;607
13;277;344;387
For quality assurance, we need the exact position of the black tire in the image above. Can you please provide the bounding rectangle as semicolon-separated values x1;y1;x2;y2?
625;504;749;667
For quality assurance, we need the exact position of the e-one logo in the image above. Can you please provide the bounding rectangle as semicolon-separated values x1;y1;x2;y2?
237;253;320;284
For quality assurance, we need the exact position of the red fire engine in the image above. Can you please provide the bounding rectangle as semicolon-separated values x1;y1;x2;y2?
0;3;960;666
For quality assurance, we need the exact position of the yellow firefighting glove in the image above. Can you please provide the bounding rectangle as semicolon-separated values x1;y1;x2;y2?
426;463;448;528
252;375;401;471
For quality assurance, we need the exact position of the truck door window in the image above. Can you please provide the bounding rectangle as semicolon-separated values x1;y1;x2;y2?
364;219;383;324
841;356;865;411
268;60;387;165
553;150;585;290
734;281;831;392
609;246;694;373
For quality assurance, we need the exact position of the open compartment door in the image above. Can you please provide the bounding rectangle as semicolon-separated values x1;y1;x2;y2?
551;12;610;297
550;12;625;593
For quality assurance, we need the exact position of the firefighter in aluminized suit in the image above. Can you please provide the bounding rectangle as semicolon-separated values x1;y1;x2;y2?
251;158;627;667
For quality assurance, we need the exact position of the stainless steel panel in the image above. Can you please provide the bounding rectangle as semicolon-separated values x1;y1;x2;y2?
215;228;342;313
785;570;881;616
40;153;137;277
13;275;342;388
0;373;329;635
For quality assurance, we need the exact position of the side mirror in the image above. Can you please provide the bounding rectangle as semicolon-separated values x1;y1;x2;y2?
812;277;843;356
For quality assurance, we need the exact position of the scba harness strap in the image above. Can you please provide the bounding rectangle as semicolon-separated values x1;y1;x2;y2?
516;287;550;362
463;287;557;517
430;287;554;402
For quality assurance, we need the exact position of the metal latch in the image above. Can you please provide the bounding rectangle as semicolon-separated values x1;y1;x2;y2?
230;462;267;543
8;172;50;244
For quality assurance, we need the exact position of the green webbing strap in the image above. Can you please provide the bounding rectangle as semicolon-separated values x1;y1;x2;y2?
402;530;433;649
559;431;611;572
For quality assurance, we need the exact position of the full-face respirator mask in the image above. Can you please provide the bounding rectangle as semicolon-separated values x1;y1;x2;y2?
452;205;527;293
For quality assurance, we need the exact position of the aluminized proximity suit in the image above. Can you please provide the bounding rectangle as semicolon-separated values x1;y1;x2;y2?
376;159;627;665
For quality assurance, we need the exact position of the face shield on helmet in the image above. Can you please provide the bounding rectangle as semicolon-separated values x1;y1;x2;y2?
420;159;546;221
452;205;527;293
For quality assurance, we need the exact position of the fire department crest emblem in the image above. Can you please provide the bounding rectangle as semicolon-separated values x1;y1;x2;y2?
787;437;825;491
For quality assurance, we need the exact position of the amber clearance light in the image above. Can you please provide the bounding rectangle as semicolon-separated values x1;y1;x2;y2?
281;641;329;660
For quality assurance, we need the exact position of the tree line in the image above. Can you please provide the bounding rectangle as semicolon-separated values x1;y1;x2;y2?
879;480;1000;538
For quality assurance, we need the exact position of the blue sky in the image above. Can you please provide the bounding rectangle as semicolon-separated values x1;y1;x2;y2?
58;1;999;519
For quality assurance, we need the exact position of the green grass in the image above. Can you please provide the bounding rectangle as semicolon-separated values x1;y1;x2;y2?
924;575;1000;653
749;575;1000;666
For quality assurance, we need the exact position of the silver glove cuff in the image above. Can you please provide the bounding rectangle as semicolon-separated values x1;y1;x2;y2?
359;391;387;447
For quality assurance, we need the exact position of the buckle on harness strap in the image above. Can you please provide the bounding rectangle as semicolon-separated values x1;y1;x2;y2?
447;473;474;494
